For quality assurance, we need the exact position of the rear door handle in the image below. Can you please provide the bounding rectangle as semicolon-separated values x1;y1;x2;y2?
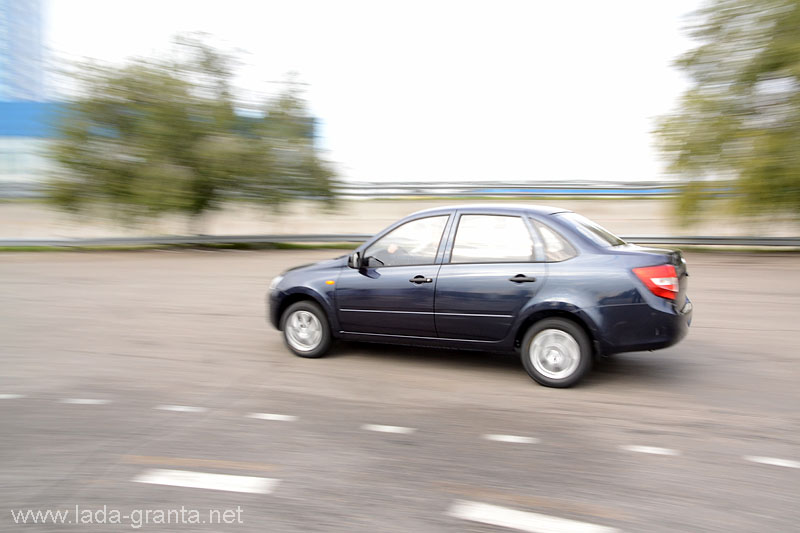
509;274;537;283
409;275;433;284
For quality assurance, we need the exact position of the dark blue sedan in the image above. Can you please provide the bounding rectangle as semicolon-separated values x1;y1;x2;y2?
268;205;692;387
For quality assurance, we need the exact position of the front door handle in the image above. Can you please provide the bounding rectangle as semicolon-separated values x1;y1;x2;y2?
509;274;537;283
409;275;433;284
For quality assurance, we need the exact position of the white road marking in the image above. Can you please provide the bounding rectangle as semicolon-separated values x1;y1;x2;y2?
447;500;620;533
619;445;680;456
132;469;278;494
154;405;208;413
247;413;298;422
361;424;416;434
59;398;111;405
483;434;540;444
0;394;25;400
743;456;800;469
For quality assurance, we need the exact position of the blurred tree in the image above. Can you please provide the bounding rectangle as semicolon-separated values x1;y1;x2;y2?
657;0;800;224
49;35;335;230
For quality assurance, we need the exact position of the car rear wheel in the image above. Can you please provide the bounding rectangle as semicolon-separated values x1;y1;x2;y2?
280;301;332;358
521;318;591;388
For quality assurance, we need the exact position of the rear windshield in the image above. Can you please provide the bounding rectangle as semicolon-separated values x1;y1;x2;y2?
556;212;626;247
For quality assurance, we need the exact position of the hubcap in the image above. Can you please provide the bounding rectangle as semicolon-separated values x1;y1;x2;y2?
285;310;322;352
529;328;580;379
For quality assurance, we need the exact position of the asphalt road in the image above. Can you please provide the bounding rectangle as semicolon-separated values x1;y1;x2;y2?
1;250;798;532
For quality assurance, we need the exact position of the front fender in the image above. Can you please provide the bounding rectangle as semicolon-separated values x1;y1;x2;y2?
270;267;342;333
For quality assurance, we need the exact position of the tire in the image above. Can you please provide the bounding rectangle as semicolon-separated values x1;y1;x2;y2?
280;301;332;358
520;318;591;388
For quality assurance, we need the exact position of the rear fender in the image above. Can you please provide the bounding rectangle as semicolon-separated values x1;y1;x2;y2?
513;300;603;353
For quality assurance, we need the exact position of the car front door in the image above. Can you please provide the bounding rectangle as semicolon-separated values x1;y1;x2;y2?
435;213;547;341
336;215;450;337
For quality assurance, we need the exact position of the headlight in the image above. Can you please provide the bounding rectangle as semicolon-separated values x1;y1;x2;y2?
269;275;284;292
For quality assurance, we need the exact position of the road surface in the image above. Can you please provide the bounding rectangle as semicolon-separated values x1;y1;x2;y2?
1;250;798;532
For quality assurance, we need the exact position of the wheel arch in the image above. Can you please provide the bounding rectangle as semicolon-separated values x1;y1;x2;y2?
513;307;601;358
276;289;339;334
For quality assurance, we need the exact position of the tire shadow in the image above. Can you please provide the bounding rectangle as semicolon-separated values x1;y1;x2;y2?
327;341;695;390
329;340;522;372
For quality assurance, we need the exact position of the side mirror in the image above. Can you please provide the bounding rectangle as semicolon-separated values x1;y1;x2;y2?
347;251;361;269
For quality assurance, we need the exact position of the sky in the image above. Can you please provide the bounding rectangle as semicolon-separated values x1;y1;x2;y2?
46;0;703;184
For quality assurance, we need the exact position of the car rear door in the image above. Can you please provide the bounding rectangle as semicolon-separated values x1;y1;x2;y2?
434;213;547;341
335;214;451;337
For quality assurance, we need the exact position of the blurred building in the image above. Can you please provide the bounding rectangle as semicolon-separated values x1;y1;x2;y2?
0;101;56;195
0;0;53;196
0;0;45;100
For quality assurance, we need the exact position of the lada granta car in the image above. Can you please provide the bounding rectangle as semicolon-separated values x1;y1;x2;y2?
268;205;692;387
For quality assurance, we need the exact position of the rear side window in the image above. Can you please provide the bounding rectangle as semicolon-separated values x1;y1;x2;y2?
450;215;535;263
530;219;577;261
557;212;626;247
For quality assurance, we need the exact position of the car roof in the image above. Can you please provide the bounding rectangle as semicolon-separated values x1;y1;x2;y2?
406;204;572;218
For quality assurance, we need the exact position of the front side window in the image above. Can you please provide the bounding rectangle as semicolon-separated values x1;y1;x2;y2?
364;215;448;267
450;215;535;263
530;219;577;261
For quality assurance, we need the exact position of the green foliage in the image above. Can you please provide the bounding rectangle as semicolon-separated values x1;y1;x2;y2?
48;35;336;227
657;0;800;224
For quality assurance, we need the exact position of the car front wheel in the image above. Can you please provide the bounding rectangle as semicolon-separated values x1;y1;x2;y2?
521;318;591;388
280;301;332;358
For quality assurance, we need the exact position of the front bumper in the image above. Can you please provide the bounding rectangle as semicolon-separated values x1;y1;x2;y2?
267;291;281;329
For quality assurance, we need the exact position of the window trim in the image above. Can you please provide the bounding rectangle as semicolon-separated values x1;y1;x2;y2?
446;213;545;265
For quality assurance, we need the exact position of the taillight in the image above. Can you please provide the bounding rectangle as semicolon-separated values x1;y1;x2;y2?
633;264;679;300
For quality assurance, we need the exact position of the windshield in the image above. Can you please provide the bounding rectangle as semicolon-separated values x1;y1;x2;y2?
557;212;626;247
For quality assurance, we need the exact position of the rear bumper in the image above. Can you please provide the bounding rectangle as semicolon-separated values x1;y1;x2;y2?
596;297;692;355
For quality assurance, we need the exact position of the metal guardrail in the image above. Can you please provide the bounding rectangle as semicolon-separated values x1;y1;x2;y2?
1;180;686;199
0;234;373;247
1;235;799;248
333;182;681;197
622;236;800;247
